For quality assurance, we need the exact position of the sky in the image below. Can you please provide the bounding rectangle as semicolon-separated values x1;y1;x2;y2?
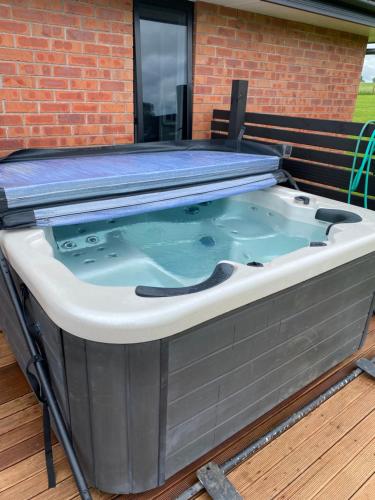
362;43;375;82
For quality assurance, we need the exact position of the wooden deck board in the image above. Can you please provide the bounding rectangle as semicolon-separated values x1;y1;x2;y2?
0;394;37;421
313;435;375;500
196;375;375;500
277;409;375;499
0;337;15;369
0;420;45;455
0;445;65;493
351;473;375;499
225;377;375;500
32;475;80;500
0;364;30;406
0;405;41;437
216;376;375;497
0;458;70;500
0;317;374;499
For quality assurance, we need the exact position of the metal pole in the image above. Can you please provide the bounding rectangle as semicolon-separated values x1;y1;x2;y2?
0;249;92;500
177;358;374;500
228;80;248;140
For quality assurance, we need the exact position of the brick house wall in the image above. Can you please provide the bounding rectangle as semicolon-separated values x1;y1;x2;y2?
0;0;368;154
0;0;133;156
192;2;367;139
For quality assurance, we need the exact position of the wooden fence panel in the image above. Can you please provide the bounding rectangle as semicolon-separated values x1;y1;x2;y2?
211;109;375;210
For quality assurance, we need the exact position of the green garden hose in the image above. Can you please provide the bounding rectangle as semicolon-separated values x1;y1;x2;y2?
348;120;375;209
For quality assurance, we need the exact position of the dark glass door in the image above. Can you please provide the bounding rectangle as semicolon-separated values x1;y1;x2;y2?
134;0;192;142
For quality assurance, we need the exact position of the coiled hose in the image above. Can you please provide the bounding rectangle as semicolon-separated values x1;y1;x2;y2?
348;120;375;209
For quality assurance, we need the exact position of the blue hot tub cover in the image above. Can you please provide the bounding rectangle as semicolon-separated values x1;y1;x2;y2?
0;139;287;228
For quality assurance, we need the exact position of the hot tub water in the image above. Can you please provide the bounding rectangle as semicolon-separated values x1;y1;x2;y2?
53;198;328;288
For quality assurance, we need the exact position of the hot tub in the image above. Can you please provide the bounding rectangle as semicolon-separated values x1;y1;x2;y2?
1;142;375;494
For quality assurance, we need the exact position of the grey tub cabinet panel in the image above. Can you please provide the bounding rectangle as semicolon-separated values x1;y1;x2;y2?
60;335;164;493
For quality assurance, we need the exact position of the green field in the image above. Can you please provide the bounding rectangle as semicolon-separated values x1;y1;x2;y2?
353;83;375;122
358;82;375;95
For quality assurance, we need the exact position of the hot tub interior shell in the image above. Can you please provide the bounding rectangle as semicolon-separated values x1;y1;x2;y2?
1;252;374;493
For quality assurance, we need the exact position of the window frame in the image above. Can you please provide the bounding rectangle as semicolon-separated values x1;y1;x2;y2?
133;0;193;142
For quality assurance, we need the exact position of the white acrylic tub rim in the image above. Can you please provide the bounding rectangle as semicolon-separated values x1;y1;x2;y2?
1;185;375;344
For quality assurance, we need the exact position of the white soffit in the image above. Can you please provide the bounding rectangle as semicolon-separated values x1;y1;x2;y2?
203;0;375;42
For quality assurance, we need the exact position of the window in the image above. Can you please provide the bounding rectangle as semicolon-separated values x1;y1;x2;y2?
134;0;193;142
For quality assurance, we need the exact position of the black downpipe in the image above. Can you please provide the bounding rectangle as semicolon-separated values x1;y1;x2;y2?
0;248;92;500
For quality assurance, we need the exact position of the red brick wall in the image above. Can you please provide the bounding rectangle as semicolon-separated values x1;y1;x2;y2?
0;0;133;156
0;0;368;153
192;2;367;139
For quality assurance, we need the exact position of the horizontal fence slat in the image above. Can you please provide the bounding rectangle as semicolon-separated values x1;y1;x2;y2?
290;146;357;169
213;109;375;138
211;127;374;172
211;120;230;133
211;131;228;140
284;159;375;193
212;109;230;121
211;121;374;172
296;181;375;211
244;112;375;137
211;120;374;156
244;125;370;154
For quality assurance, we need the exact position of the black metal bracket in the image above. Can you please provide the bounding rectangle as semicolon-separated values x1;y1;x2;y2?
197;462;243;500
237;125;246;142
356;358;375;379
280;169;299;190
281;144;292;158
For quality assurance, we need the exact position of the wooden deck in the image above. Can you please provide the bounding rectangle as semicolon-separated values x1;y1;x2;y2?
197;372;375;500
0;318;375;499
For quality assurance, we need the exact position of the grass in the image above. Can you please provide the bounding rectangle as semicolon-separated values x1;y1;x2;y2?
353;83;375;122
343;83;375;207
353;94;375;122
358;82;375;95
